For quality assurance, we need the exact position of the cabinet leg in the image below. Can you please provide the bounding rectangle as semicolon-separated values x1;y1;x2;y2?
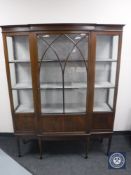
107;135;112;156
38;137;43;159
85;137;90;159
16;137;22;157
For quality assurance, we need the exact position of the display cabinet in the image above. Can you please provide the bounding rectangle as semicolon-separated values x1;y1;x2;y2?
1;24;124;158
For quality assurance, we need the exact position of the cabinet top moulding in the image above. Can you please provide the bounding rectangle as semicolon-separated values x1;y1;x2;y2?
1;23;124;33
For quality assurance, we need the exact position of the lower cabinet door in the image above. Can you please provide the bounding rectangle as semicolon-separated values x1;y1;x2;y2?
91;112;114;132
39;116;64;133
63;116;87;132
39;115;87;133
15;114;36;133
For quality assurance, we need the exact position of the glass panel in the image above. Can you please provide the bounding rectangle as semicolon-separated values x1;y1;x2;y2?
38;34;63;114
65;89;87;113
94;35;119;112
64;34;88;113
40;62;62;86
65;62;87;113
40;62;63;114
93;89;114;111
37;33;88;114
12;90;34;113
6;35;34;113
41;90;63;113
6;36;30;62
37;35;59;61
95;62;117;87
9;63;32;89
37;33;88;62
96;35;119;61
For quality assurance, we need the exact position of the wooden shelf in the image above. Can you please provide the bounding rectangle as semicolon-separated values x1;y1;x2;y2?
9;59;116;63
12;83;32;89
38;59;88;63
40;82;114;89
95;82;115;88
40;82;87;89
9;60;30;63
96;58;117;62
11;82;115;90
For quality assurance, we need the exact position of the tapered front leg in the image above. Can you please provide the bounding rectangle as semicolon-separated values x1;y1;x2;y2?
85;136;90;159
107;135;112;156
38;137;43;159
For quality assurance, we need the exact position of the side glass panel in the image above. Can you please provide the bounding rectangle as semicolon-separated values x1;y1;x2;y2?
6;36;34;113
7;36;30;62
93;35;119;112
37;33;88;114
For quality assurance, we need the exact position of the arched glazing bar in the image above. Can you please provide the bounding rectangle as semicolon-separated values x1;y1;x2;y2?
63;34;88;113
38;35;63;71
62;34;88;113
38;33;88;113
38;35;64;113
64;34;88;71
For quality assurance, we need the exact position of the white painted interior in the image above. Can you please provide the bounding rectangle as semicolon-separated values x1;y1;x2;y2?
0;0;131;132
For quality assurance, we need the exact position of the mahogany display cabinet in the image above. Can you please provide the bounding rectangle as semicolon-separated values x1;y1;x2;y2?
1;23;124;158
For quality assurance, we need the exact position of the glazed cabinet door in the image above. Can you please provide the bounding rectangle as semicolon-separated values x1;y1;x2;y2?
5;34;34;114
93;32;122;112
36;33;89;114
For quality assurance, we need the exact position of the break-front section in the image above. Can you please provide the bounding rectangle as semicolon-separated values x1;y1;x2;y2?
37;32;89;133
5;34;36;133
92;32;122;133
2;24;123;157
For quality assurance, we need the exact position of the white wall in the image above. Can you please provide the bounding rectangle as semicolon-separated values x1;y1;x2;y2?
0;0;131;132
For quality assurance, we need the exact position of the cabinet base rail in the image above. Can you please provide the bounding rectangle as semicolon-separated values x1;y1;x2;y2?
15;133;112;159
